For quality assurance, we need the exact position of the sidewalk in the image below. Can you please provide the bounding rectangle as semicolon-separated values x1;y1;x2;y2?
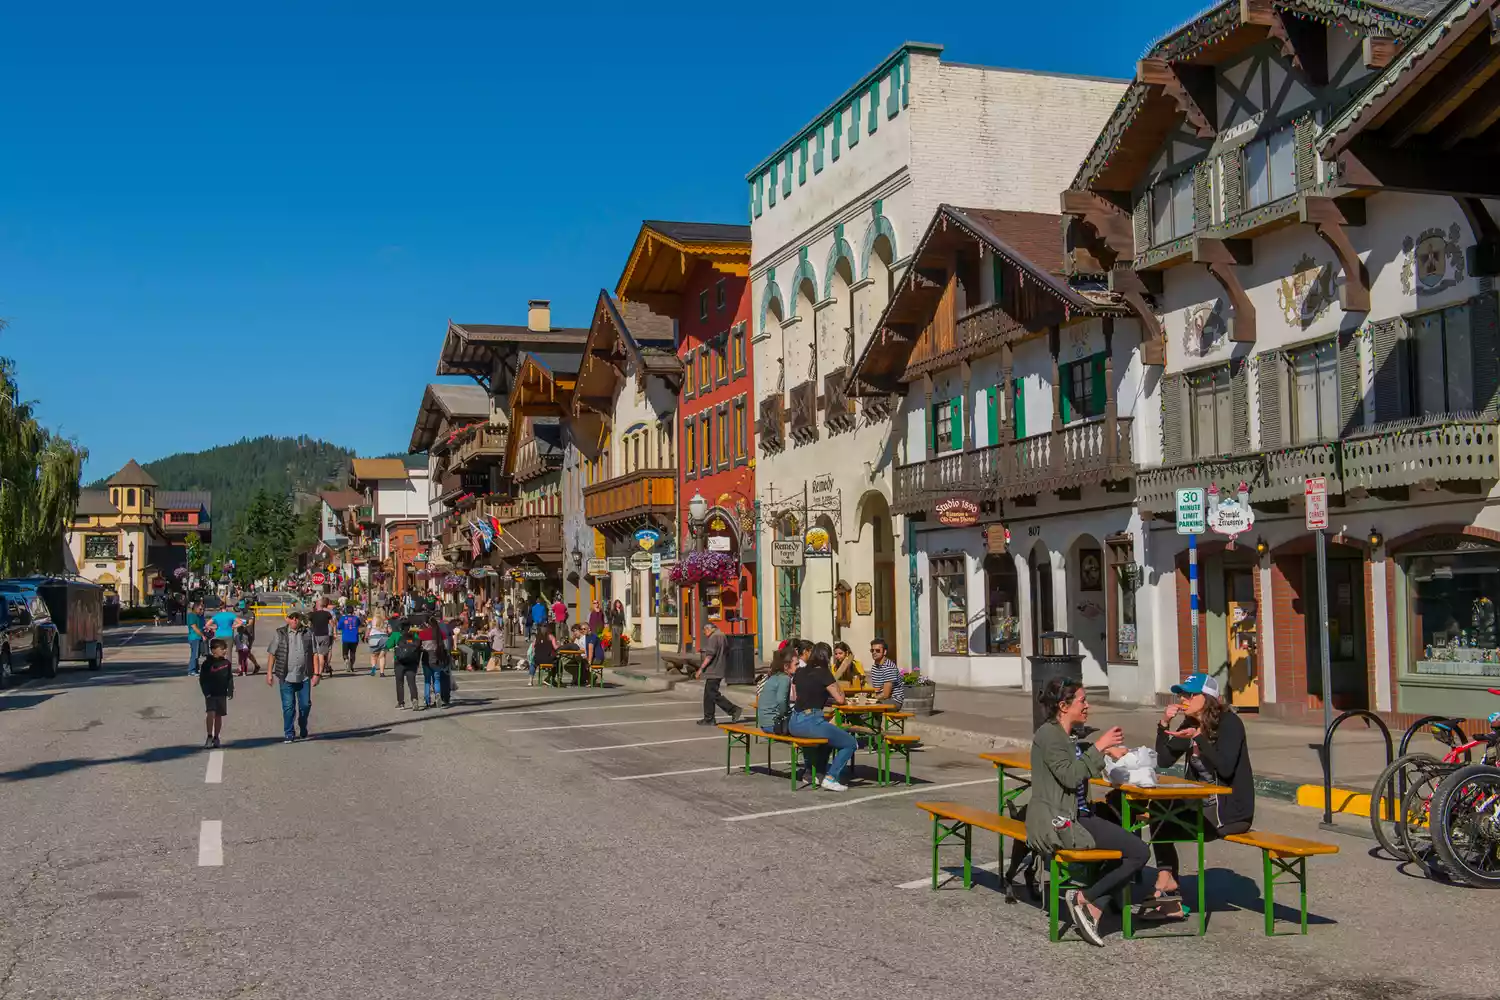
608;665;1397;812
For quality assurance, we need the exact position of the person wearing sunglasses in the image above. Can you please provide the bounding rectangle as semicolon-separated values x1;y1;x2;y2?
863;637;903;707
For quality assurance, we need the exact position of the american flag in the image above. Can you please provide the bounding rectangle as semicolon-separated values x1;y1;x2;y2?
471;523;482;560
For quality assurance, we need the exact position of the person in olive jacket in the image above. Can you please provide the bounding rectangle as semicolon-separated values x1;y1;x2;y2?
1026;678;1148;946
1147;672;1254;914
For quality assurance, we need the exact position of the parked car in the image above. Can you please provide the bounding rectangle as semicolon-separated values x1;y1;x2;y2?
0;590;59;686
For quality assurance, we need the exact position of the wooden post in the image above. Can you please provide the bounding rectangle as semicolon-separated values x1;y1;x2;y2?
1049;327;1063;477
1103;318;1118;465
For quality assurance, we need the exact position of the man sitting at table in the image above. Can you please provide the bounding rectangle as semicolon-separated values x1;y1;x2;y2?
864;637;904;707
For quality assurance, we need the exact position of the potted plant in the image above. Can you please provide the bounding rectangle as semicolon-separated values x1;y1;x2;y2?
901;668;936;716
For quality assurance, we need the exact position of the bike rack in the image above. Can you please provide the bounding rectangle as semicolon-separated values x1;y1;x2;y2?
1321;710;1393;827
1398;715;1471;760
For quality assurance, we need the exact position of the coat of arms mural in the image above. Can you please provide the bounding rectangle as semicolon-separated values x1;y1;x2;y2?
1276;254;1336;329
1401;223;1467;296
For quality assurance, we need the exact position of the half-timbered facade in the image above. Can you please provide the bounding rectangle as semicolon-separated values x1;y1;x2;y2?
1064;0;1500;721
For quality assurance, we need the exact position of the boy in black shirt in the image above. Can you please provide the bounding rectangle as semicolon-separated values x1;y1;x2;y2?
199;637;235;749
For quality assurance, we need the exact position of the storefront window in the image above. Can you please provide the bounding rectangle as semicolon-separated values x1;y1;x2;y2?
931;555;968;654
1407;548;1500;677
985;556;1020;654
659;575;678;616
1109;542;1139;663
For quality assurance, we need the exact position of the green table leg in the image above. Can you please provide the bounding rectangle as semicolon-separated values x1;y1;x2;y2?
742;733;752;774
1195;805;1207;936
1120;796;1134;941
963;822;973;889
931;816;940;889
724;730;731;775
1299;858;1308;935
1263;850;1275;937
1048;856;1062;942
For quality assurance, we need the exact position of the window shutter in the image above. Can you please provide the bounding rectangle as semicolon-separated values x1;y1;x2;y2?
1371;317;1403;425
986;386;1000;445
992;255;1004;306
1472;291;1500;415
1161;373;1185;464
927;405;937;455
1014;378;1027;439
1059;362;1073;424
1231;360;1250;453
1294;113;1317;191
1258;352;1285;449
1132;196;1150;256
1193;159;1212;228
1338;329;1364;435
1091;353;1107;416
1221;149;1244;219
951;396;964;450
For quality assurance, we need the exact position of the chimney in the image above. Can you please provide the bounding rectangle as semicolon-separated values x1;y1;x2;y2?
527;299;551;332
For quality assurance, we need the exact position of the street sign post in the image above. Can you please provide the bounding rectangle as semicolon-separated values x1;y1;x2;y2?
1176;489;1206;674
1306;477;1334;733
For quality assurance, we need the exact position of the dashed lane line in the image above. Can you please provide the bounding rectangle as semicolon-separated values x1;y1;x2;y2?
508;717;700;733
198;820;223;866
205;750;224;784
896;861;1001;890
722;778;993;822
557;735;721;754
479;700;681;716
610;763;793;780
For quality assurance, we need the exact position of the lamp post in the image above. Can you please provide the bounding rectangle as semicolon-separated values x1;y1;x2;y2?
128;542;136;608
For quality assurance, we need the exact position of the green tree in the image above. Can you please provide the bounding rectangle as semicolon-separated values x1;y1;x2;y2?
185;531;206;574
0;334;88;576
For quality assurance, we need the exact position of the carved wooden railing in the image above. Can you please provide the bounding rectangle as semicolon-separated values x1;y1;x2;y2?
1262;442;1342;502
1342;415;1500;492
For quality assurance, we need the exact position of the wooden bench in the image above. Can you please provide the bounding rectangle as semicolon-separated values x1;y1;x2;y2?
915;801;1122;942
1223;830;1338;936
718;724;829;790
885;710;914;734
882;734;921;785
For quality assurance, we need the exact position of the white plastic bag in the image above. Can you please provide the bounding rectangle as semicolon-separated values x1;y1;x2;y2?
1103;746;1159;788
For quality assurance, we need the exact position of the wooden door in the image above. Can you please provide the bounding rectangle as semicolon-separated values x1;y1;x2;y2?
1225;568;1259;708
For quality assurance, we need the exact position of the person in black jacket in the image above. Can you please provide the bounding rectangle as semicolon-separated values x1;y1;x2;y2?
198;638;235;749
1147;672;1253;916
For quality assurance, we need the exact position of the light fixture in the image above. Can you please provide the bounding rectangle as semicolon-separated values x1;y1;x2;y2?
909;574;924;599
1255;537;1269;557
1368;528;1383;550
688;493;708;527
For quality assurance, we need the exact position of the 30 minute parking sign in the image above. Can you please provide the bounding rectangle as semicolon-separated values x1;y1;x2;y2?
1176;488;1206;535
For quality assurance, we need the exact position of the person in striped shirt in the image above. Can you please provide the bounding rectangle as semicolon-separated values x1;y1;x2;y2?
865;636;904;707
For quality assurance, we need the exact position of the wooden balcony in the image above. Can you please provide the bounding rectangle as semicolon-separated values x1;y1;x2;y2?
1137;453;1269;515
451;425;507;471
1262;442;1342;503
824;368;855;432
788;381;818;441
1342;416;1500;494
893;443;1003;514
515;450;562;483
583;467;676;529
494;513;563;559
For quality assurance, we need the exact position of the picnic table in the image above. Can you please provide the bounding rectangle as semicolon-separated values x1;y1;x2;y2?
824;702;898;784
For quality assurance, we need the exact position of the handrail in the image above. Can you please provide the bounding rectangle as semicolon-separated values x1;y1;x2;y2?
1321;709;1392;825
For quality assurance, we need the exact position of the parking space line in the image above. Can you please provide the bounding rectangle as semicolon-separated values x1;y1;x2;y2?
481;700;681;716
722;778;992;822
610;763;794;780
205;750;224;784
508;717;699;733
558;736;720;753
896;861;1000;889
198;820;223;866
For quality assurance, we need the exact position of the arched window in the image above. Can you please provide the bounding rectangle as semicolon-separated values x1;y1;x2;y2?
110;489;119;507
126;489;136;508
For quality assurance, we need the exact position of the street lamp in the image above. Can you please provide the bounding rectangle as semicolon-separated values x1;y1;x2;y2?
128;541;136;608
688;492;708;548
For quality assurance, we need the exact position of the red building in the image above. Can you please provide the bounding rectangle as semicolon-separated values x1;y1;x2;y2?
617;221;756;652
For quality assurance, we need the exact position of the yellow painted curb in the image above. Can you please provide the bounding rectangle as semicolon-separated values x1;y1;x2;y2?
1295;783;1396;820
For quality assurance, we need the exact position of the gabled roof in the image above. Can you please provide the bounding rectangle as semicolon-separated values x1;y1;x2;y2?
504;352;579;474
409;381;493;453
75;490;119;516
436;320;589;380
105;459;157;487
616;220;752;314
157;490;213;515
350;458;411;482
318;489;366;512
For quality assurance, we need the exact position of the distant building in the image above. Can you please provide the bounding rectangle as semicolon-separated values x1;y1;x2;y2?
66;459;172;604
350;458;431;594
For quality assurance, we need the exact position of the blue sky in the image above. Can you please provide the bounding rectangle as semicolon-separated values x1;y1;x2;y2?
1;0;1201;480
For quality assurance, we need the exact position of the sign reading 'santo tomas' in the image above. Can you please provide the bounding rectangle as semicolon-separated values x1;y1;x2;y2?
934;498;979;527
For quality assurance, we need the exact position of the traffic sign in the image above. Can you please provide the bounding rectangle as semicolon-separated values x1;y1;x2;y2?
1305;477;1328;530
311;572;325;586
1175;488;1206;535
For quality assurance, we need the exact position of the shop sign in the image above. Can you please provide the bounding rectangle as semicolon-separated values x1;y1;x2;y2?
811;474;835;497
771;540;803;567
854;582;873;616
935;498;979;527
629;551;653;571
804;526;832;557
659;555;678;567
707;535;731;552
634;528;662;551
468;568;487;579
985;524;1011;555
586;557;609;576
521;569;546;580
607;556;628;573
1208;482;1255;540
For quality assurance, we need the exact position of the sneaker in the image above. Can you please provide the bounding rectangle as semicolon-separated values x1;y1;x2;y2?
820;776;849;792
1068;890;1106;946
696;718;716;726
728;707;743;723
283;737;295;744
203;736;213;749
211;736;221;749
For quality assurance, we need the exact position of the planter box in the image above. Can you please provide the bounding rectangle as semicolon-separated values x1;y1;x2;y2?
903;683;936;716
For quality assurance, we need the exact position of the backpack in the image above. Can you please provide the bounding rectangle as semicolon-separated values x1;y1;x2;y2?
394;632;423;666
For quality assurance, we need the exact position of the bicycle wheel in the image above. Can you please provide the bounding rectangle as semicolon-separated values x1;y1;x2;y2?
1396;763;1453;863
1430;763;1500;888
1369;752;1440;861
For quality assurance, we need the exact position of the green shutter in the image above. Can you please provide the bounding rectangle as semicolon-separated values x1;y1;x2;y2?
986;386;1000;445
868;83;879;134
832;114;842;161
1059;362;1073;424
1091;353;1107;418
798;141;808;185
849;97;861;146
991;255;1004;306
768;165;777;207
950;396;963;450
782;155;792;197
886;64;900;119
927;404;937;455
1014;378;1027;439
813;130;824;173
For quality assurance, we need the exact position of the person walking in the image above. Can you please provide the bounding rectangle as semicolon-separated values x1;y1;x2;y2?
265;610;319;744
587;600;605;634
528;596;546;639
308;597;334;678
551;593;567;629
391;620;422;709
186;602;206;675
367;611;391;677
198;637;234;748
337;605;363;673
694;621;741;726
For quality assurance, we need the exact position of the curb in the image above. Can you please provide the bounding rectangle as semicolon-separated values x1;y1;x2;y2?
604;668;676;694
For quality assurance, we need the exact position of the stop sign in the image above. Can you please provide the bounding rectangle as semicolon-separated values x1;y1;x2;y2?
311;572;325;585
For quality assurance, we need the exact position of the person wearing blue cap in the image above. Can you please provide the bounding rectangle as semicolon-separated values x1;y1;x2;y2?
1142;672;1255;919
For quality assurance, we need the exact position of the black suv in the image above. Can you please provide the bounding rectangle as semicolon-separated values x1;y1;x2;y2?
0;594;58;687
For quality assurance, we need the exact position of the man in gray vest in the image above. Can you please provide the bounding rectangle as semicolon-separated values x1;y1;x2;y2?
266;610;320;743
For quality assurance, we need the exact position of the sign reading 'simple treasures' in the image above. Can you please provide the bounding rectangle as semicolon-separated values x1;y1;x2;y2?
1207;482;1255;540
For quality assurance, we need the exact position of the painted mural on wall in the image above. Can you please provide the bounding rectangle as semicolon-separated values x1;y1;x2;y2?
1401;224;1467;297
1183;301;1228;357
1276;254;1336;330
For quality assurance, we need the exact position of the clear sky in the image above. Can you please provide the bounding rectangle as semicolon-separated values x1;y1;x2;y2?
2;0;1202;480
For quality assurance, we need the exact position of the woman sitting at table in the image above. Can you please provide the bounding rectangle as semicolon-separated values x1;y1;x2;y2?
787;642;858;792
1144;672;1254;917
1026;678;1147;947
830;641;863;688
756;647;793;734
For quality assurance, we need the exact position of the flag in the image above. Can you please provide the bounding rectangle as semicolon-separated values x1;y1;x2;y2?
488;514;502;537
478;519;495;552
471;523;482;560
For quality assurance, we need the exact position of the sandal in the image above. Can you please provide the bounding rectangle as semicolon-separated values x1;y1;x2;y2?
1136;892;1187;921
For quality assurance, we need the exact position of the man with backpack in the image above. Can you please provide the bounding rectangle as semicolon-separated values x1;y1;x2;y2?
391;620;423;710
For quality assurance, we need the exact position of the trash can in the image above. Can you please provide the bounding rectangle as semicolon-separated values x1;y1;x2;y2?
103;600;120;628
1028;631;1085;731
724;633;755;685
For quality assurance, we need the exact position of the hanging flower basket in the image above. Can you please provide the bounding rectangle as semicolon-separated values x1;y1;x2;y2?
668;551;739;586
442;574;467;593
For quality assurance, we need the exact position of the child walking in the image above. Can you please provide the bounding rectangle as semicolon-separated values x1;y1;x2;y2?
199;637;235;749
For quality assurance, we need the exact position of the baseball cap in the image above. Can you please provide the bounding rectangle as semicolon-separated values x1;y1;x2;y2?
1171;673;1221;700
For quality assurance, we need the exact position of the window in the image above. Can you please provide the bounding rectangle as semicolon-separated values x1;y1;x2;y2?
1244;123;1296;209
110;489;118;507
684;420;696;477
1150;170;1195;245
683;349;695;399
84;535;118;560
715;342;728;384
1285;340;1340;443
1060;353;1107;423
699;351;711;393
715;278;726;311
144;490;152;507
985;556;1020;654
1108;542;1138;662
1407;304;1474;418
730;323;747;376
733;396;748;461
1187;366;1236;459
168;511;191;524
698;290;708;320
929;397;961;454
931;554;969;654
718;404;731;468
126;489;136;507
702;412;714;471
1405;544;1500;678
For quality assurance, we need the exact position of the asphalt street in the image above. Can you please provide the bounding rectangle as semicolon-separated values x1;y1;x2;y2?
0;625;1494;1000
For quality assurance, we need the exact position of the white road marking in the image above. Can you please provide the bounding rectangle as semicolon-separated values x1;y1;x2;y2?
610;763;793;781
896;861;1001;890
204;750;224;784
557;736;721;754
198;820;223;866
722;778;993;822
115;625;147;647
508;717;699;733
482;700;681;716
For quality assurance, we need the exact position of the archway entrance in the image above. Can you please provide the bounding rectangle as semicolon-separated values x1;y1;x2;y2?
1067;535;1107;680
859;492;897;650
775;513;802;642
1029;542;1054;653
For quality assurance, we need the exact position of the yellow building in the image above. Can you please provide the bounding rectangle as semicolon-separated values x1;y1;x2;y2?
67;459;166;605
